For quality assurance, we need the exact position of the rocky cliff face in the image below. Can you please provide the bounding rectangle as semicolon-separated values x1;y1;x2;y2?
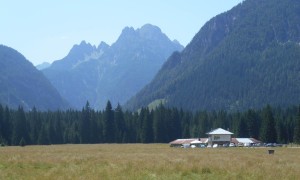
43;24;183;109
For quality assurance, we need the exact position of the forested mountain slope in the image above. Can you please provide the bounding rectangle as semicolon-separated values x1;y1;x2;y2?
125;0;300;111
0;45;69;110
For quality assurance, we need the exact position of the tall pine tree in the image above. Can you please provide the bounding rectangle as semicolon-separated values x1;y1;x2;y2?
140;108;153;143
153;104;166;142
293;106;300;144
237;117;248;138
28;107;41;145
245;109;259;139
0;105;3;140
12;106;30;145
114;104;126;143
80;101;91;143
260;105;277;143
103;101;115;143
2;106;11;145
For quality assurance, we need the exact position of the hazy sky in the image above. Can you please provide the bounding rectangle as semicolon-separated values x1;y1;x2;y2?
1;0;243;65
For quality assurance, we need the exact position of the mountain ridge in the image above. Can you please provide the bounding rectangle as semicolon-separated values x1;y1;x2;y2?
125;0;300;111
0;45;70;110
43;24;183;109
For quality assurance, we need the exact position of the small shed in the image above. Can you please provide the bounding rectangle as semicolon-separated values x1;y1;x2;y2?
206;128;233;146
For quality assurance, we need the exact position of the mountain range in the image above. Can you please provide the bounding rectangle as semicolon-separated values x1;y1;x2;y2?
0;45;69;110
2;0;300;112
125;0;300;111
42;24;183;109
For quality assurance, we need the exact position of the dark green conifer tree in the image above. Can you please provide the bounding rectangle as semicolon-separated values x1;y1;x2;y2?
12;106;30;145
198;111;209;137
48;119;56;144
293;106;300;144
2;106;11;145
245;109;259;139
53;113;64;144
260;105;277;143
169;108;181;139
0;104;3;140
28;107;41;144
181;112;191;138
80;101;91;143
38;124;50;145
153;104;166;142
103;101;115;143
114;104;126;143
237;117;248;138
140;108;153;143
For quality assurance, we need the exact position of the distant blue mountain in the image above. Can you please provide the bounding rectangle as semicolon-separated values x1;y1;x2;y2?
42;24;183;109
36;62;51;70
0;45;70;110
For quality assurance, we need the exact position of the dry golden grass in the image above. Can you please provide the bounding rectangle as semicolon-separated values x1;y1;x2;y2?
0;144;300;179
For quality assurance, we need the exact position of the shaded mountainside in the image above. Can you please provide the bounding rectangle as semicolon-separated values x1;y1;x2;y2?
125;0;300;111
36;62;50;70
43;24;183;109
0;45;69;110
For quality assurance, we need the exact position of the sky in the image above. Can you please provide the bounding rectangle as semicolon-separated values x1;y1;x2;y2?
1;0;243;65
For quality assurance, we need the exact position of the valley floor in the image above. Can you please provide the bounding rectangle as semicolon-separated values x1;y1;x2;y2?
0;144;299;179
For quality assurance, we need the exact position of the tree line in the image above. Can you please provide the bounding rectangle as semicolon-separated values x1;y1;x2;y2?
0;101;300;146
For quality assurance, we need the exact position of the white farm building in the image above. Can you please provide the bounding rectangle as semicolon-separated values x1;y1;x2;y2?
169;128;261;147
206;128;233;146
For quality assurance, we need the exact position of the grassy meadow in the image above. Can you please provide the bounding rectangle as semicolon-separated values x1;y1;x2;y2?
0;144;300;180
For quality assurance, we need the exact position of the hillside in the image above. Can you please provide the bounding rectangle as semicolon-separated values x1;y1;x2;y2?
125;0;300;111
43;24;183;109
36;62;50;70
0;45;69;110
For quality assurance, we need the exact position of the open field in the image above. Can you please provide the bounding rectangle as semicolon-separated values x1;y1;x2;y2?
0;144;300;180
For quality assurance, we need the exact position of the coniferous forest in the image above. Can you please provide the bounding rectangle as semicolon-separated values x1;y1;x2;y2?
1;101;300;146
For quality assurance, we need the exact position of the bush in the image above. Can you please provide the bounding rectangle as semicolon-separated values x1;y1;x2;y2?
19;138;26;147
0;137;7;147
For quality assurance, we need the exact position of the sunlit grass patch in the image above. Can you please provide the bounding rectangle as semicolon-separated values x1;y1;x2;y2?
0;144;300;179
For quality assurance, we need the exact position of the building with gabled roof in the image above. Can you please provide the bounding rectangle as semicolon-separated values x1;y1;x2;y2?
206;128;233;145
206;128;234;135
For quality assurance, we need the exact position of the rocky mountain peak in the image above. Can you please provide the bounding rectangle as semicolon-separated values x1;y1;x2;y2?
137;24;163;38
97;41;110;51
68;41;95;57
